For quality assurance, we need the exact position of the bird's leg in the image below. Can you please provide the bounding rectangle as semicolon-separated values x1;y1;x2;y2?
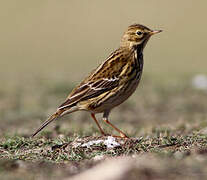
103;111;129;138
91;113;106;136
103;119;129;138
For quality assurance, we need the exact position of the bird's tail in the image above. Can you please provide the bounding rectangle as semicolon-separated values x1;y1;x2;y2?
31;109;63;137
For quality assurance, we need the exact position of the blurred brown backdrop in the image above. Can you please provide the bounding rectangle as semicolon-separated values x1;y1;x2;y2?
1;2;207;179
1;0;206;81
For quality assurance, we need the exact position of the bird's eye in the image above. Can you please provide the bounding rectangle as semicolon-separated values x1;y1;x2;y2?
136;30;143;36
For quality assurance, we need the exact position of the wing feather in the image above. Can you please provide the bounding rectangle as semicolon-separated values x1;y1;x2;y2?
58;48;133;110
58;77;119;109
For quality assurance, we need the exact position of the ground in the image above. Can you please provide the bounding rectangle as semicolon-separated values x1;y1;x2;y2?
1;74;207;180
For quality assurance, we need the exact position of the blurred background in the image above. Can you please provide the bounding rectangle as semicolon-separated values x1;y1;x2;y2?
0;0;207;137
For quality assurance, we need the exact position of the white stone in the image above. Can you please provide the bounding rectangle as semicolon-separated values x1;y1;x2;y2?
192;74;207;90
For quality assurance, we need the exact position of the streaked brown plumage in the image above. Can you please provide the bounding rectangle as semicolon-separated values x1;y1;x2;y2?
32;24;162;138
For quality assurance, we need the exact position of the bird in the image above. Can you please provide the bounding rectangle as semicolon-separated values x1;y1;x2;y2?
32;24;162;138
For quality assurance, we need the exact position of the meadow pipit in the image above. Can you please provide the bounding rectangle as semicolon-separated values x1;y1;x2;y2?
32;24;162;138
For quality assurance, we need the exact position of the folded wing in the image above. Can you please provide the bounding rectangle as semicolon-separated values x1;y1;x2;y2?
58;77;119;110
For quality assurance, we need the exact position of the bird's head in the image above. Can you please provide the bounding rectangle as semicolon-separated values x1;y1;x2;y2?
120;24;162;49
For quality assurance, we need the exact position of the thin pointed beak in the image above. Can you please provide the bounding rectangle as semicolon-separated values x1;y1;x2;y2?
150;30;163;35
